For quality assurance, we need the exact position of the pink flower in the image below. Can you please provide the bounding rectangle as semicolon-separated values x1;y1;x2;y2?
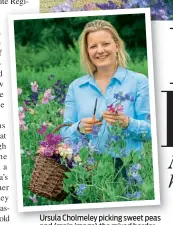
19;108;28;131
23;106;27;112
46;133;62;145
19;119;25;126
19;111;25;120
107;104;124;114
42;97;49;104
42;89;55;104
31;81;38;93
20;124;28;131
37;123;47;134
107;104;116;113
55;147;59;154
44;89;55;99
17;88;22;95
116;104;124;112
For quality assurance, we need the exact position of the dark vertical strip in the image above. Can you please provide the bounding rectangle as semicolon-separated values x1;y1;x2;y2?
167;92;173;147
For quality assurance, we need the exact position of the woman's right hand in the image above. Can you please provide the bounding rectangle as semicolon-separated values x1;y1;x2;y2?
78;117;102;134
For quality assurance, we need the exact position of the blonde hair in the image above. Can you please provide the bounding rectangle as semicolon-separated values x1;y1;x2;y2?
79;19;130;75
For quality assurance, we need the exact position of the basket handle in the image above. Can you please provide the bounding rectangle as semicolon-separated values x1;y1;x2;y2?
51;123;72;134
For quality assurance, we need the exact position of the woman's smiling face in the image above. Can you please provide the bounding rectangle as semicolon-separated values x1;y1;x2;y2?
87;29;119;71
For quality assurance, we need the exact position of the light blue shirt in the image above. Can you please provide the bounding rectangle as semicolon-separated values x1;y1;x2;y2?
60;67;151;156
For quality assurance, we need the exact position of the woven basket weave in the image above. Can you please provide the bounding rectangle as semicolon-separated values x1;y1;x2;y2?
29;124;71;201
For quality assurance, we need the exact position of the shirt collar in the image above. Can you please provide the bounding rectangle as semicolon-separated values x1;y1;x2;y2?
78;75;91;87
78;66;127;87
111;66;127;84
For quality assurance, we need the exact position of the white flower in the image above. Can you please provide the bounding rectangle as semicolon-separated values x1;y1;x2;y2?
18;106;23;112
20;149;24;154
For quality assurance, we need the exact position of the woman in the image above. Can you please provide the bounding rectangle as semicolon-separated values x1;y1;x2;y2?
60;19;151;159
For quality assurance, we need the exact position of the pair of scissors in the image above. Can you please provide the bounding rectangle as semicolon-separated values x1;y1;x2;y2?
92;98;97;125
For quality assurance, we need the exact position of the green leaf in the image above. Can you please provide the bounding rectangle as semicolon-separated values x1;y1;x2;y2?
63;178;72;186
64;171;75;182
79;148;88;161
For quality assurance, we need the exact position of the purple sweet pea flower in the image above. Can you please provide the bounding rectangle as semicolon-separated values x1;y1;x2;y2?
46;133;62;145
39;141;48;147
37;123;47;135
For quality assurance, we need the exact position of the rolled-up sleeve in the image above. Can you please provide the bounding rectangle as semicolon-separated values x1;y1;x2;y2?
124;75;151;141
60;83;81;141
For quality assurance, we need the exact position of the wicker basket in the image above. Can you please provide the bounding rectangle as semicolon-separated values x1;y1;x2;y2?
29;124;71;201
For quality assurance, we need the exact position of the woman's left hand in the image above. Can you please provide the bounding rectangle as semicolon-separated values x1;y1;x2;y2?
102;111;129;128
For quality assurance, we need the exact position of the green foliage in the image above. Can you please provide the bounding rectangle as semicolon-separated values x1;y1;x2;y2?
79;148;89;161
62;130;154;203
16;41;80;72
14;14;147;50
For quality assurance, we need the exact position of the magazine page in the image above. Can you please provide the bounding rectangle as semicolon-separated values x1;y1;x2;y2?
0;1;173;225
